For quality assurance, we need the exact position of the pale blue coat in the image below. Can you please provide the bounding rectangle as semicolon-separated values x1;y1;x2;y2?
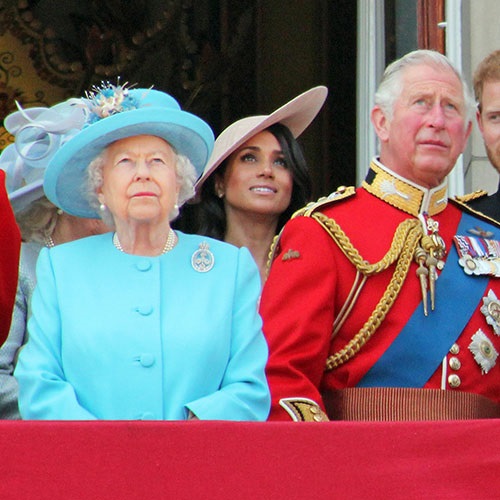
15;232;270;421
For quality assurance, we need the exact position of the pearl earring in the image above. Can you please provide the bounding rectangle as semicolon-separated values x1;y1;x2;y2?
99;203;106;212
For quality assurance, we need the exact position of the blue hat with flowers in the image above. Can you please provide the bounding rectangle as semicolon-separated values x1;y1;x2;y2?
43;83;214;218
0;101;88;213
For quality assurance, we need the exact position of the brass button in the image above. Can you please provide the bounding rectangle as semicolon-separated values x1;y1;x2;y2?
449;357;461;370
448;374;461;388
449;343;460;355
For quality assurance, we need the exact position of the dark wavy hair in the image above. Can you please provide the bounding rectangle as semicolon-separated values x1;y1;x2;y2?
196;122;312;240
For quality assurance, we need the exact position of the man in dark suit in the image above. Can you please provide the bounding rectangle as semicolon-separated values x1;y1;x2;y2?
465;50;500;221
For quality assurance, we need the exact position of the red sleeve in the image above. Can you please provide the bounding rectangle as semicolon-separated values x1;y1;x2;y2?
260;215;338;420
0;170;20;346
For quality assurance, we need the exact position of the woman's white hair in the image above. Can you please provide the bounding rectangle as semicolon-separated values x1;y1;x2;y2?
86;148;198;228
374;49;476;126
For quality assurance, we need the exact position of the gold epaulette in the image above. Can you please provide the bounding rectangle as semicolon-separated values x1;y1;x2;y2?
454;190;488;203
292;186;356;219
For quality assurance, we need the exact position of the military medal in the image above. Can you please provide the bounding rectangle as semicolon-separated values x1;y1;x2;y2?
469;329;498;374
481;289;500;336
454;235;500;277
191;241;215;272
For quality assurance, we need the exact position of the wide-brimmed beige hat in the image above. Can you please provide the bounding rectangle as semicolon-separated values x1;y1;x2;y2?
195;85;328;191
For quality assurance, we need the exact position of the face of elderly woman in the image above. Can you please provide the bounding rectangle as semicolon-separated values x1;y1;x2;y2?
97;135;180;226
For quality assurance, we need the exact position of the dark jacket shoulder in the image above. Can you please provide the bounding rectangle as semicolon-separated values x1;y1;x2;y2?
451;193;500;229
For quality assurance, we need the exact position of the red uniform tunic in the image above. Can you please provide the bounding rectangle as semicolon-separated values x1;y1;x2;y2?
0;169;20;346
260;162;500;421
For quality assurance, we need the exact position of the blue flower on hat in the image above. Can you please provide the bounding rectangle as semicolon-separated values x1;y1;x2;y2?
42;84;214;218
85;82;140;123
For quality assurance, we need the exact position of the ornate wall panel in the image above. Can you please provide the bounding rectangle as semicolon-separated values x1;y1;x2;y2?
0;1;356;203
0;0;256;145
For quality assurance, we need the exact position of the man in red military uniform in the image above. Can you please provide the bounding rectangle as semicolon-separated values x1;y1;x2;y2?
0;168;20;346
260;49;500;421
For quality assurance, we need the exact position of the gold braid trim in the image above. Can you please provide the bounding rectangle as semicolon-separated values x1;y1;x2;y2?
265;187;357;275
310;213;424;370
312;213;421;276
454;190;488;203
265;233;281;279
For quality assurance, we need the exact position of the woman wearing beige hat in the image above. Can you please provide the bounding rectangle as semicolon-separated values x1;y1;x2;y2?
194;86;328;284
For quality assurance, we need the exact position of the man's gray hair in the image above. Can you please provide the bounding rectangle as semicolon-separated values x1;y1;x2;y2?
374;49;475;125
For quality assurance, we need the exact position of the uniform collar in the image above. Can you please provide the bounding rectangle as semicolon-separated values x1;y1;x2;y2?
362;158;448;217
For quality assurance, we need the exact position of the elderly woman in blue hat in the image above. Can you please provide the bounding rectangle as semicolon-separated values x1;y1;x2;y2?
14;83;270;421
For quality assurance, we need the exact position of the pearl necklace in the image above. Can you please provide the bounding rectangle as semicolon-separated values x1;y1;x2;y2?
113;229;178;255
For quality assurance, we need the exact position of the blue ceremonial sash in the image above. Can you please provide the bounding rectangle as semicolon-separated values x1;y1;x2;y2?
358;211;498;388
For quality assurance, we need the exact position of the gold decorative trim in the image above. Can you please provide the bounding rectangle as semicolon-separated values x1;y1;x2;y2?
271;186;426;370
265;233;281;278
363;160;448;216
265;186;356;274
455;190;488;203
451;197;500;229
268;182;435;370
302;186;356;217
311;213;424;370
279;398;329;422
